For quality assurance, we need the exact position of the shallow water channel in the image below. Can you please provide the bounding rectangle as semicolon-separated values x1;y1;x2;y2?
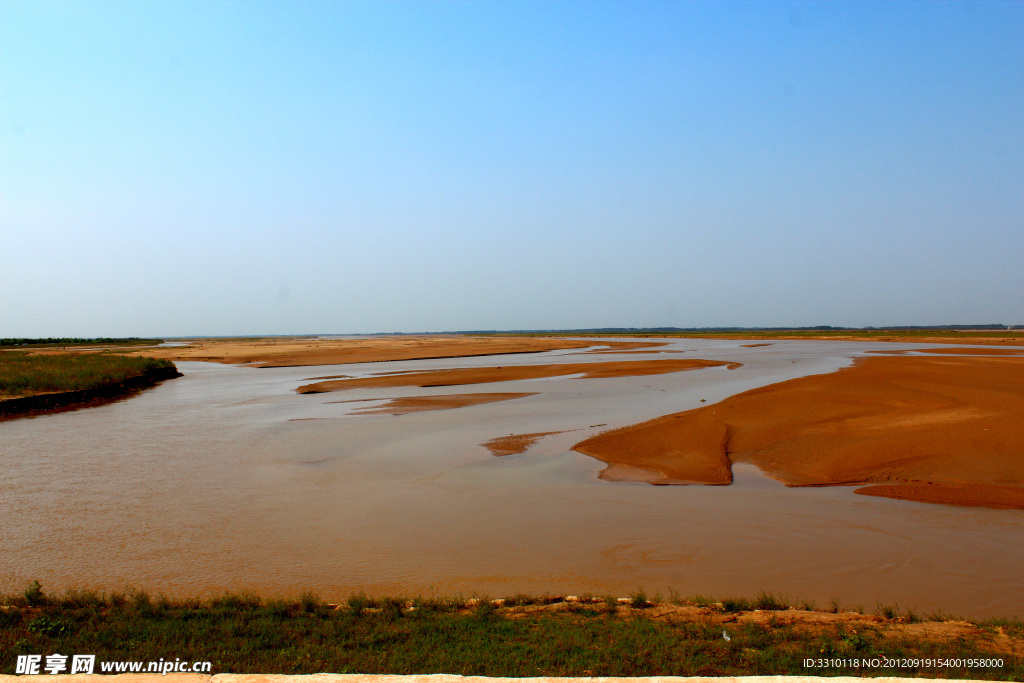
2;338;1023;617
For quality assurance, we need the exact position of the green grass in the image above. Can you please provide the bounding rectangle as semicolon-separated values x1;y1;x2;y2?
0;352;176;398
2;586;1020;678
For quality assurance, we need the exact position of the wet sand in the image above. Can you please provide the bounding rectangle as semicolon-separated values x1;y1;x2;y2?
573;354;1024;508
130;336;609;367
574;410;733;485
482;431;567;457
867;347;1024;356
297;358;739;394
582;341;669;352
350;393;537;416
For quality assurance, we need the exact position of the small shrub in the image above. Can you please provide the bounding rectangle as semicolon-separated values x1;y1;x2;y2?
753;591;788;611
472;600;497;620
876;603;899;620
28;615;72;637
506;593;532;607
24;581;45;606
378;597;405;621
299;592;320;613
629;589;649;608
722;597;751;612
842;629;869;652
347;592;369;614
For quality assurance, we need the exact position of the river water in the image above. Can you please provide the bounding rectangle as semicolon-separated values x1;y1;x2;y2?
2;338;1022;617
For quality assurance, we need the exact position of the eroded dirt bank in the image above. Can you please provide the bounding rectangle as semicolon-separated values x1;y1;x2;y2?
297;358;739;394
573;355;1024;508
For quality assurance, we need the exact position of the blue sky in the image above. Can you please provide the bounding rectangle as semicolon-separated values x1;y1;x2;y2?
2;1;1022;336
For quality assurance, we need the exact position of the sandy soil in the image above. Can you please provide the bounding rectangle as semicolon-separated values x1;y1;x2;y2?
348;393;537;416
582;341;669;352
555;332;1024;346
482;431;567;456
867;347;1024;356
573;355;1024;508
573;410;734;485
125;336;612;367
297;358;739;394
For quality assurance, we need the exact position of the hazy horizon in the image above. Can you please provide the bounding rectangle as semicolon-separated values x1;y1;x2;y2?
3;1;1022;337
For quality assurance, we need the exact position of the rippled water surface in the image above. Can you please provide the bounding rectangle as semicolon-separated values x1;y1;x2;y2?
3;338;1023;617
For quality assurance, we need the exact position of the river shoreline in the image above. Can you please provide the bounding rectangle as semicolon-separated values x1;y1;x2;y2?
0;365;183;420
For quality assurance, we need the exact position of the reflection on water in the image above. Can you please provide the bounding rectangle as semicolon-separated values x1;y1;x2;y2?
2;339;1023;618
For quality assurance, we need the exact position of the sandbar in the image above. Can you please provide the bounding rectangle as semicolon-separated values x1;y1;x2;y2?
868;347;1024;356
297;358;739;394
582;341;670;352
128;336;616;367
482;431;566;456
573;355;1024;508
349;392;537;415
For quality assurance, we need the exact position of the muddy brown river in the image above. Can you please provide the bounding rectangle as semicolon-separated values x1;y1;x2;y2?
2;339;1022;617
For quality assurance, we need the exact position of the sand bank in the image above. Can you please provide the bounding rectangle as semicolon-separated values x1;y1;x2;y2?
867;347;1024;356
582;341;669;352
297;358;739;394
573;355;1024;508
349;393;536;416
129;336;612;367
482;431;566;456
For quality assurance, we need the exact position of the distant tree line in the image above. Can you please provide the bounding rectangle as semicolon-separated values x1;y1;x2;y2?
0;337;160;347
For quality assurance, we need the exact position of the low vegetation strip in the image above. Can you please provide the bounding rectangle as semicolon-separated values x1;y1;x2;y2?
1;586;1020;678
0;337;163;348
0;354;182;419
0;353;177;398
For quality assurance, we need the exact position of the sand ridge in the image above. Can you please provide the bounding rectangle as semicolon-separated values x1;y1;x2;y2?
349;393;537;416
125;336;619;367
482;431;567;457
296;358;740;394
573;355;1024;508
867;347;1024;356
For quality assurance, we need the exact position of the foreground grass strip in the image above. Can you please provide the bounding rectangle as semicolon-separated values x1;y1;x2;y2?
1;588;1020;678
0;353;177;398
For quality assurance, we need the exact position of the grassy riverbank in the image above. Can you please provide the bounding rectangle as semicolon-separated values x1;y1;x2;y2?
0;337;163;349
2;586;1020;678
0;353;177;398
